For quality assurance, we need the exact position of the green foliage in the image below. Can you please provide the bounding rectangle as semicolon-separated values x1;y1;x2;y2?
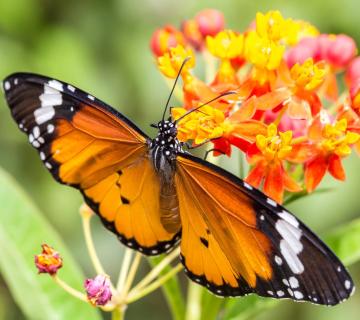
0;166;100;320
148;256;185;320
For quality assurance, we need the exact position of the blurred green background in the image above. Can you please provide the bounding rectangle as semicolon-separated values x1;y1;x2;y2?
0;0;359;319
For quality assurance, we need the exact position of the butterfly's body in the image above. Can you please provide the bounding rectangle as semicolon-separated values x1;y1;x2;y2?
3;72;355;305
149;120;182;233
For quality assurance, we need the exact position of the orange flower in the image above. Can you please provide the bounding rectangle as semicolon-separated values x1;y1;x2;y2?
245;124;303;203
34;244;63;275
305;117;360;192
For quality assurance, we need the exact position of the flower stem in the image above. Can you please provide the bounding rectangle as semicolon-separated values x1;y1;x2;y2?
81;211;106;276
112;307;124;320
185;282;202;320
130;247;180;294
121;252;142;299
126;263;183;304
52;275;88;302
117;248;133;292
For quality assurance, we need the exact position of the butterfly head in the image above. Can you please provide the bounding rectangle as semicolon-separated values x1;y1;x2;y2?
150;119;183;170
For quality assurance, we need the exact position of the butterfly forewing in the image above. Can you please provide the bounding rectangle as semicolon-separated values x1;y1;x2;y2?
175;153;354;305
3;73;180;255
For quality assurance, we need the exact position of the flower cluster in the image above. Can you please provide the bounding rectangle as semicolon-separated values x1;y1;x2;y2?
150;9;360;203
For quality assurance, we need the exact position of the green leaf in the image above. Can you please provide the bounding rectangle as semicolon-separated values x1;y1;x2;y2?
221;217;360;320
0;167;101;320
325;217;360;266
148;256;185;320
200;290;224;320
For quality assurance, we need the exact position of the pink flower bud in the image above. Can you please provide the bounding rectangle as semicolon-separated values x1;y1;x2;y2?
285;38;318;67
84;275;112;306
150;25;185;57
345;56;360;86
314;34;333;61
34;244;63;275
195;9;224;37
181;19;203;51
350;80;360;113
326;34;357;68
264;111;307;137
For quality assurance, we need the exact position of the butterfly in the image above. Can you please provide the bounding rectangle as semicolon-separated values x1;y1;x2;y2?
2;72;355;306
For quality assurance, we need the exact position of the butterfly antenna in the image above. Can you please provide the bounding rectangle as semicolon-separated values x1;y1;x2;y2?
175;91;236;123
162;57;191;122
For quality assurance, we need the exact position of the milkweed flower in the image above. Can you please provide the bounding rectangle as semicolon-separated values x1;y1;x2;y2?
151;9;360;199
304;117;360;192
35;244;63;275
245;124;303;203
84;274;112;306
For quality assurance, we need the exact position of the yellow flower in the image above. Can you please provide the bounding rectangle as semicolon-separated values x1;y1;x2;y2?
321;119;360;157
256;123;293;161
172;105;225;144
256;10;286;42
206;30;244;59
158;45;195;79
245;31;285;70
285;20;319;45
290;58;327;91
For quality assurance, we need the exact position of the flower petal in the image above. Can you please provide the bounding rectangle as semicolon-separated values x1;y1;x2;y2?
263;162;284;203
328;154;346;180
286;142;317;163
305;155;328;192
245;160;267;188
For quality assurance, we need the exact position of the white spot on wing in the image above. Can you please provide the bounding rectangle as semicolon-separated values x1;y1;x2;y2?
36;82;63;125
345;280;351;290
266;198;277;207
40;152;46;160
88;94;95;101
289;276;299;288
48;80;63;92
277;290;284;297
275;255;282;265
4;81;10;90
276;217;304;274
294;291;304;299
243;182;253;190
47;124;55;134
67;84;75;92
278;210;299;227
267;290;273;295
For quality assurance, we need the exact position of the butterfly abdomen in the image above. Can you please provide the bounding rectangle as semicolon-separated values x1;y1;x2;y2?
150;120;182;234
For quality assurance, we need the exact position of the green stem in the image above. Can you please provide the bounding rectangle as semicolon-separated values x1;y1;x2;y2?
117;248;133;292
130;247;180;294
148;255;185;320
121;252;142;299
126;263;183;303
185;282;202;320
81;213;106;276
52;275;88;302
112;307;124;320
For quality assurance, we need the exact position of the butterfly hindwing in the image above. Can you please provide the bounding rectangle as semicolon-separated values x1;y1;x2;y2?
175;153;354;305
3;73;180;255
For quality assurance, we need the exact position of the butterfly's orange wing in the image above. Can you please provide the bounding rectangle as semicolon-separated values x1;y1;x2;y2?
175;153;354;305
4;73;180;254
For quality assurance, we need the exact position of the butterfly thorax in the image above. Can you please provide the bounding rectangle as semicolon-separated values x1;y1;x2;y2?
149;120;183;172
149;120;182;234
